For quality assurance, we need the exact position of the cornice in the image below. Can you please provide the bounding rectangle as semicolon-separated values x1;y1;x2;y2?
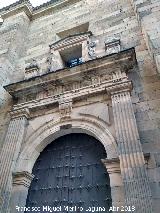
0;0;81;20
107;81;133;95
50;31;92;51
32;0;81;20
4;48;136;97
0;0;33;20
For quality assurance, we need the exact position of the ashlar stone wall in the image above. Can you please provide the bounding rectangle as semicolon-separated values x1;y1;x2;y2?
0;11;30;150
0;0;160;212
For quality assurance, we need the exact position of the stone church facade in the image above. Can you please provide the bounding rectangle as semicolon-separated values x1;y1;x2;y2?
0;0;160;212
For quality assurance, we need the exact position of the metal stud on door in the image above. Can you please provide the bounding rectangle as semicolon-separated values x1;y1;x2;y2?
25;134;112;213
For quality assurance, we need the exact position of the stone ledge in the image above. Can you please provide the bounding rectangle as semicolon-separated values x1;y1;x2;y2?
0;0;81;20
0;0;32;20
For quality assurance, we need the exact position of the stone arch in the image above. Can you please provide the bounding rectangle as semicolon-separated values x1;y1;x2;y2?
11;117;124;213
25;133;113;211
16;116;118;174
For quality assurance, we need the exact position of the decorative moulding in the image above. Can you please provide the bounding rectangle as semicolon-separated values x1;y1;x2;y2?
10;108;30;119
12;171;34;188
25;59;39;79
58;98;72;119
105;37;121;55
50;32;92;51
0;0;81;20
4;48;136;101
106;81;133;95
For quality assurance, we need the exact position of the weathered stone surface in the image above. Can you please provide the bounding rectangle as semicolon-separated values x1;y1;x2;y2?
0;0;160;212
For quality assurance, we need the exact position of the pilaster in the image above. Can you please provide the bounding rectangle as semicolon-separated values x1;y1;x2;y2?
11;172;34;213
0;108;30;213
102;158;124;211
108;83;153;212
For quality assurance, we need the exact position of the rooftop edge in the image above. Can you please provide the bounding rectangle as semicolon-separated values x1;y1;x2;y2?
0;0;80;20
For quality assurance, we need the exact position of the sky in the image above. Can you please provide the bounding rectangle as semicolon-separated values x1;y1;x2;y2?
0;0;49;9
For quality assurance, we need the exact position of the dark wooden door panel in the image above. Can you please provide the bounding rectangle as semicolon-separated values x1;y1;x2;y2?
25;133;112;212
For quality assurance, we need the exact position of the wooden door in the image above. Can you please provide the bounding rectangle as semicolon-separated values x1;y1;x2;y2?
25;133;112;212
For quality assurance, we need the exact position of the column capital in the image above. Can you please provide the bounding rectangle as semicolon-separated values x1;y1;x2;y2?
12;171;34;188
101;158;121;174
10;108;30;119
102;158;123;188
107;81;132;96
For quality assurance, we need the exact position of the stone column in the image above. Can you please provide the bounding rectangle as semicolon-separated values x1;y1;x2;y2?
102;158;125;211
0;108;30;213
108;82;153;213
11;172;34;213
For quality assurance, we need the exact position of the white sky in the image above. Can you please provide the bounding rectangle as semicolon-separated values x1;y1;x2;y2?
0;0;50;9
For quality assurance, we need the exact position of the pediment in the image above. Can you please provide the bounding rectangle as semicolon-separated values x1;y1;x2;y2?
50;31;92;51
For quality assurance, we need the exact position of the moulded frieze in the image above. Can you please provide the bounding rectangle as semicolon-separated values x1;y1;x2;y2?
22;72;112;102
11;79;133;113
4;48;136;112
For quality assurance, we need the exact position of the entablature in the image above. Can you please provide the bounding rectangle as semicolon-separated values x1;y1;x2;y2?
4;48;136;113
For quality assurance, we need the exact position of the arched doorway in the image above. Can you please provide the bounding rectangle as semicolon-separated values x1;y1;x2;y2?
25;133;112;212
